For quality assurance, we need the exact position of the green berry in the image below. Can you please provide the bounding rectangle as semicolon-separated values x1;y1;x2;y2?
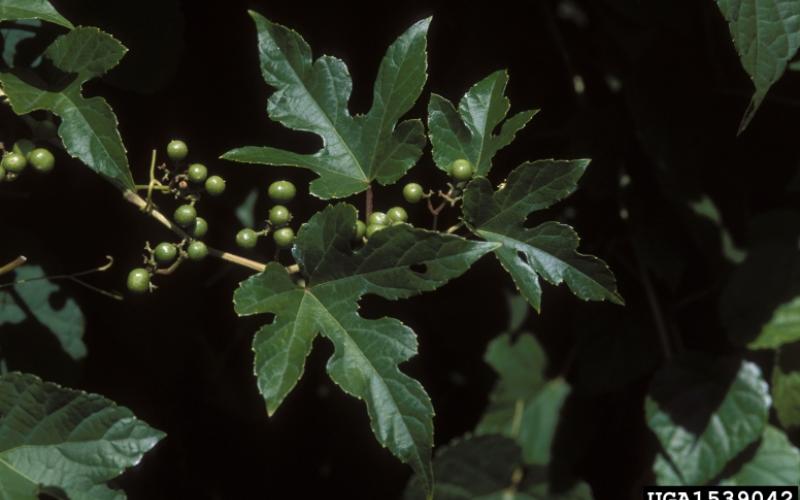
269;205;291;226
28;148;55;173
0;165;5;182
368;211;388;226
173;204;197;227
187;163;208;183
449;158;474;181
154;242;178;264
402;183;424;204
12;139;34;158
2;152;27;173
236;228;259;249
205;175;226;196
268;180;296;203
354;220;366;240
187;240;208;261
387;206;408;223
273;227;295;248
366;223;386;238
167;140;188;161
189;217;208;239
127;268;150;294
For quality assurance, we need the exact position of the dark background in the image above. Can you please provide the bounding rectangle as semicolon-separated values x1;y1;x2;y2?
1;0;799;498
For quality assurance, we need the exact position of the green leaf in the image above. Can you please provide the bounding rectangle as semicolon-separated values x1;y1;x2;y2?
748;296;800;349
475;333;546;436
234;203;497;493
221;12;430;199
462;160;623;311
646;357;770;485
0;266;86;360
720;426;800;486
0;27;134;191
428;71;537;176
715;0;800;133
0;0;73;29
519;379;570;466
772;344;800;429
403;435;525;500
0;372;164;499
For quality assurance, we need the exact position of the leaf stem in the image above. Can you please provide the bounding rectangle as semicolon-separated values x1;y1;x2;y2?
365;183;373;218
0;256;27;277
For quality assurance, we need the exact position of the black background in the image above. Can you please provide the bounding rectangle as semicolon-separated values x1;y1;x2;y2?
1;0;799;499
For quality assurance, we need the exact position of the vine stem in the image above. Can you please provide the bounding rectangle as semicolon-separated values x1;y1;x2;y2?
365;184;373;218
0;256;27;276
122;190;299;274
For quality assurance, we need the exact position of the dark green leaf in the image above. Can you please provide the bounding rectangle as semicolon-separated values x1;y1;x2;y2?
0;372;164;499
720;426;800;486
428;71;537;176
0;265;86;360
772;344;800;429
646;357;770;485
0;0;73;29
234;203;497;493
748;296;800;349
222;12;430;199
519;379;570;466
463;160;623;311
0;27;134;191
715;0;800;133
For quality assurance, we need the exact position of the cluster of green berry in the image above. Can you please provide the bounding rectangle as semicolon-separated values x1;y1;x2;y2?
127;139;226;293
0;139;55;183
235;180;297;250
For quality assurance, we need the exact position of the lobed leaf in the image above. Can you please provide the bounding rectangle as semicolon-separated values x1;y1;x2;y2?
428;71;536;177
0;0;73;29
646;357;770;485
0;27;134;191
0;372;164;499
462;160;623;311
715;0;800;133
222;12;430;199
234;203;497;494
0;265;86;360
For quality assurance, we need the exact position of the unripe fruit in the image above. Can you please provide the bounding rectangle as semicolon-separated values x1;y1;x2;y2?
12;139;34;158
154;242;178;264
354;220;366;240
387;206;408;223
268;180;296;203
190;217;208;239
173;204;197;227
2;152;27;173
366;223;386;238
368;211;388;226
402;183;424;204
269;205;291;226
273;227;295;248
187;163;208;183
28;148;55;173
205;175;226;196
127;268;150;294
0;165;5;182
236;228;259;249
187;240;208;261
449;158;474;181
167;140;188;161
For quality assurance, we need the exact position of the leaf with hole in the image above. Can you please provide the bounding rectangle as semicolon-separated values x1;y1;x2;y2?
234;203;497;494
462;159;623;311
